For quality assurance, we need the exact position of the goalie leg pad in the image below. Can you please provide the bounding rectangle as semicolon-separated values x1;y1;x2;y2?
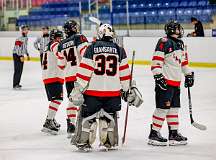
98;109;117;148
75;113;98;145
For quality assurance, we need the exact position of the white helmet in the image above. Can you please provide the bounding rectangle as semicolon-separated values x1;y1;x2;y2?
97;23;115;40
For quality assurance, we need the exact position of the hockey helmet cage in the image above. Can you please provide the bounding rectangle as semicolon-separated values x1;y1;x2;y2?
164;20;184;38
97;23;115;40
50;29;63;41
63;19;79;37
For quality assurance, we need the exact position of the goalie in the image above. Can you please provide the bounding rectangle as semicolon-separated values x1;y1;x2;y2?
69;23;143;151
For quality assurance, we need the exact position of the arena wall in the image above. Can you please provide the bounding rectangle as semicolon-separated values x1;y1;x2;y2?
0;34;215;68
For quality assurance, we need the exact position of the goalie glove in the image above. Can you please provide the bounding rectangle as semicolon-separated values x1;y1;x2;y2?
69;82;84;106
121;80;143;108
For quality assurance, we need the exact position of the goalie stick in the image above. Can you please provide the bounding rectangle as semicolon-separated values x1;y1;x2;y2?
89;16;102;26
122;50;136;145
187;87;207;130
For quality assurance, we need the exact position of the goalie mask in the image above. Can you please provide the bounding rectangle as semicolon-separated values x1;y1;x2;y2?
164;20;184;38
97;24;115;40
63;19;79;37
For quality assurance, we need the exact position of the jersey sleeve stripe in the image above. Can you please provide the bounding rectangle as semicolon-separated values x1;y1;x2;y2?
181;61;188;66
80;63;94;71
65;76;77;82
80;45;88;56
119;64;129;71
151;66;162;70
120;75;131;81
152;56;164;61
77;73;90;82
50;42;58;51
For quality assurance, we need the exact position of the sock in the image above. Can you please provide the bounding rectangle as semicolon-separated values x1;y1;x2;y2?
152;108;169;131
47;100;62;120
67;101;79;125
166;108;179;130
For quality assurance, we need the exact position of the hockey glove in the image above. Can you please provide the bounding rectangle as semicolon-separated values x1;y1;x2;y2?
154;74;167;90
69;82;84;106
121;80;143;108
184;72;194;88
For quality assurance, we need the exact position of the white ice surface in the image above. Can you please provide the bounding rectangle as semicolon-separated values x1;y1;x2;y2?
0;61;216;160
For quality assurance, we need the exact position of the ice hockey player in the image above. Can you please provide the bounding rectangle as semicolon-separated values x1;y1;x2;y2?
34;26;50;65
69;23;143;151
12;25;30;89
57;19;89;138
41;29;64;135
148;20;194;146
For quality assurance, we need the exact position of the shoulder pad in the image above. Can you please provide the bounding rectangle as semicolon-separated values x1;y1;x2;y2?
161;37;168;42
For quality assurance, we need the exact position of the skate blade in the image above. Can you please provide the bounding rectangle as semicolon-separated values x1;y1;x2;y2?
148;139;167;146
41;127;58;135
169;140;187;146
99;145;118;152
77;144;92;152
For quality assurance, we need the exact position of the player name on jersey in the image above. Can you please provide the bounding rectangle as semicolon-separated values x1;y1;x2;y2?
62;41;75;49
94;47;118;54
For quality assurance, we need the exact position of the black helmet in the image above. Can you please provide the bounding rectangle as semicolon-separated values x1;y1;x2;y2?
20;25;29;30
63;19;79;37
50;29;63;41
164;20;184;38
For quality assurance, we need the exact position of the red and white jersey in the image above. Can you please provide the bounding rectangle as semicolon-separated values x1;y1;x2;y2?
76;40;131;97
57;34;88;82
151;37;192;87
42;41;64;84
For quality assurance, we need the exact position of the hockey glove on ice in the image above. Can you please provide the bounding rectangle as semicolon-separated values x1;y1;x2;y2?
69;82;84;106
154;74;167;90
184;72;194;88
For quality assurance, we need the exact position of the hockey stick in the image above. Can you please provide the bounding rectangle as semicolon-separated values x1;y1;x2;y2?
89;16;102;26
187;87;207;130
122;50;136;145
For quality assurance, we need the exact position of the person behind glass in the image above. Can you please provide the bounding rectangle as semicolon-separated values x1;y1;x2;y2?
187;17;204;37
13;25;30;89
34;26;50;65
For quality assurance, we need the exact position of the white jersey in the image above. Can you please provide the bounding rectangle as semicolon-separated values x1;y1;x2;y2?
57;34;88;82
42;41;64;84
76;40;131;97
151;37;192;87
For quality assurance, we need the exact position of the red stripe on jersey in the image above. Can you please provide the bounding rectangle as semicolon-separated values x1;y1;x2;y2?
77;73;90;81
153;115;165;121
52;100;61;105
151;66;162;70
167;122;179;125
181;61;188;66
80;63;94;71
43;77;64;84
68;114;76;118
119;64;129;71
120;75;131;81
84;90;121;97
80;46;87;56
153;122;162;128
50;42;58;51
58;65;65;70
67;107;77;111
166;79;181;87
15;40;23;46
65;76;76;82
152;56;164;61
49;106;58;111
166;115;178;118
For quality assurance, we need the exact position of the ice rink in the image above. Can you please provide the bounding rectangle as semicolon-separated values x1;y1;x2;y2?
0;61;215;160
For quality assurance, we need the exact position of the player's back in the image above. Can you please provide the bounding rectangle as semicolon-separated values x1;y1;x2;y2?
77;40;130;97
42;41;64;84
58;34;88;82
